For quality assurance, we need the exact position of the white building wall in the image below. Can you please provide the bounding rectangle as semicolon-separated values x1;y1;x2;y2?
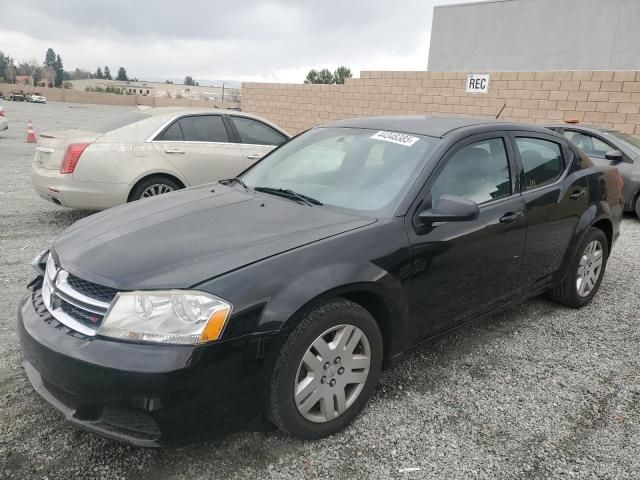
427;0;640;71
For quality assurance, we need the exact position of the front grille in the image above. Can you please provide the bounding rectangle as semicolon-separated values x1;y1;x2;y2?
60;300;105;328
66;274;118;304
41;255;117;336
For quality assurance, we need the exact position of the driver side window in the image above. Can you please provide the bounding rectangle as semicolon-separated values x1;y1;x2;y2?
430;138;512;206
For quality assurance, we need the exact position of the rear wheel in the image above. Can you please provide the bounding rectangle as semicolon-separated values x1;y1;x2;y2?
129;176;182;202
635;194;640;219
268;299;383;439
549;227;608;308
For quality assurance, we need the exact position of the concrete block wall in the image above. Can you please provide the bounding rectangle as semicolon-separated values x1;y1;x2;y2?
241;70;640;135
1;85;240;110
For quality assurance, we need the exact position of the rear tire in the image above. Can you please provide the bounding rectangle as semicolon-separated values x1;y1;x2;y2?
268;299;383;440
549;227;608;308
635;194;640;219
129;176;182;202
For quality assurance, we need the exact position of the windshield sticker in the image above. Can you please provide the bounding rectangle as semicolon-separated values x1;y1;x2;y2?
371;131;419;147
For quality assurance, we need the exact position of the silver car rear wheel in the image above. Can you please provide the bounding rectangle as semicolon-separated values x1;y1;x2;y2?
294;324;371;423
141;184;175;198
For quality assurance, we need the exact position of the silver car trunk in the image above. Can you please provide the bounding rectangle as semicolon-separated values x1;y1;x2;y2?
34;130;102;170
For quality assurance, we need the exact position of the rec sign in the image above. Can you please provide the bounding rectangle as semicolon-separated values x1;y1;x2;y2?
466;74;490;93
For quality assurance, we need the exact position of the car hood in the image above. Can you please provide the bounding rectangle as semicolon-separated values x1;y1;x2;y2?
53;184;376;290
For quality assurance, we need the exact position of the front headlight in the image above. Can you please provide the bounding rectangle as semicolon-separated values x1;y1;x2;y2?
99;291;232;345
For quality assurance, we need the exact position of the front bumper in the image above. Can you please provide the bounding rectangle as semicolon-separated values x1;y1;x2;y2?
30;165;129;210
18;285;286;447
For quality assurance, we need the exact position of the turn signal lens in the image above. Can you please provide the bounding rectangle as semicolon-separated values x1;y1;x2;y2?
60;143;90;174
200;307;231;342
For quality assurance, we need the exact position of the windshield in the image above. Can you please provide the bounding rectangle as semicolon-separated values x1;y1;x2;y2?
241;127;440;216
92;111;151;133
606;131;640;156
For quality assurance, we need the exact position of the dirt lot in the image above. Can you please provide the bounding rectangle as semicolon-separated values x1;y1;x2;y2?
0;100;639;480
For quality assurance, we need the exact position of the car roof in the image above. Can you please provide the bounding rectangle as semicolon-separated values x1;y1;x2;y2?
140;107;290;136
142;107;245;117
544;124;616;134
322;115;551;138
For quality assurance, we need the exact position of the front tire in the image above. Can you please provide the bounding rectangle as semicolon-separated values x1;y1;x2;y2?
268;299;383;440
549;227;608;308
635;194;640;219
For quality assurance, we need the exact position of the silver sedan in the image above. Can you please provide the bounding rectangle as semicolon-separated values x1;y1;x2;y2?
31;107;289;210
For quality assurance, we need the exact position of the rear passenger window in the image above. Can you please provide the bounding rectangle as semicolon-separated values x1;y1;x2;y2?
231;117;287;146
562;131;611;158
159;121;183;141
515;138;565;190
431;138;512;205
178;116;229;143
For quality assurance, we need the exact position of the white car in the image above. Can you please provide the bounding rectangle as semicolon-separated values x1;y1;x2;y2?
0;107;7;133
28;94;47;104
31;107;290;210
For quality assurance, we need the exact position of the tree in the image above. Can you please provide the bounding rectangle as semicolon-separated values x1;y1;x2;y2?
165;80;174;84
5;62;16;84
333;66;352;84
54;54;64;87
304;69;319;84
43;67;55;88
304;68;335;84
0;52;14;81
184;75;198;86
104;66;112;80
44;48;56;69
71;68;93;80
95;67;103;79
17;60;44;85
317;68;335;84
116;66;128;81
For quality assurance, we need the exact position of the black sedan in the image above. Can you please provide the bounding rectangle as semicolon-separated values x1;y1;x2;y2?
546;124;640;218
19;116;623;446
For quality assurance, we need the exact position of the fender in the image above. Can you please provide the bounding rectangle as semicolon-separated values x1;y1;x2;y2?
196;219;413;359
128;168;190;189
555;202;612;283
260;264;410;359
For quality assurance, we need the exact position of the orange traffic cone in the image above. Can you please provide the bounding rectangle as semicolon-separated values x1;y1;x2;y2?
26;120;37;143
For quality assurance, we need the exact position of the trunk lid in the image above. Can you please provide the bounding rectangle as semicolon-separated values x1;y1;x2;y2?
34;130;101;170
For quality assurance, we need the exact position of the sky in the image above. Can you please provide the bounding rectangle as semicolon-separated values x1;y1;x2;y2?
0;0;477;84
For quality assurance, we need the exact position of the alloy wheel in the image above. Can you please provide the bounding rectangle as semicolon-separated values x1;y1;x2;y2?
141;184;174;197
576;240;603;297
294;324;371;423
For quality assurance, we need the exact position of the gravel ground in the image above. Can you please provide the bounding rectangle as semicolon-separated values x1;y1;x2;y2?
0;100;639;480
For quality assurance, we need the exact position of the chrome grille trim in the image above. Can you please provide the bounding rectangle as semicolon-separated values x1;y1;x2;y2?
55;271;111;312
42;256;114;336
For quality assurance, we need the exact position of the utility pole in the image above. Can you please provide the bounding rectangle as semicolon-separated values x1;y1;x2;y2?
221;82;230;103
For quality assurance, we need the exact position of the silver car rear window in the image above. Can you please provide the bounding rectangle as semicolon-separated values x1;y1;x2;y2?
93;111;151;133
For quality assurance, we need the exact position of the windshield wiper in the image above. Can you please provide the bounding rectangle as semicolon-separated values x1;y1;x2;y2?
220;177;248;191
254;187;322;206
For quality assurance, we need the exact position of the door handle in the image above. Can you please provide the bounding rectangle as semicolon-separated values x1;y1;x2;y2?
499;211;523;224
569;190;586;200
246;154;262;160
164;148;185;154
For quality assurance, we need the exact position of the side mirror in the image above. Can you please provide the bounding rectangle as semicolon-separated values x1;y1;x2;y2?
418;194;480;224
605;149;624;161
